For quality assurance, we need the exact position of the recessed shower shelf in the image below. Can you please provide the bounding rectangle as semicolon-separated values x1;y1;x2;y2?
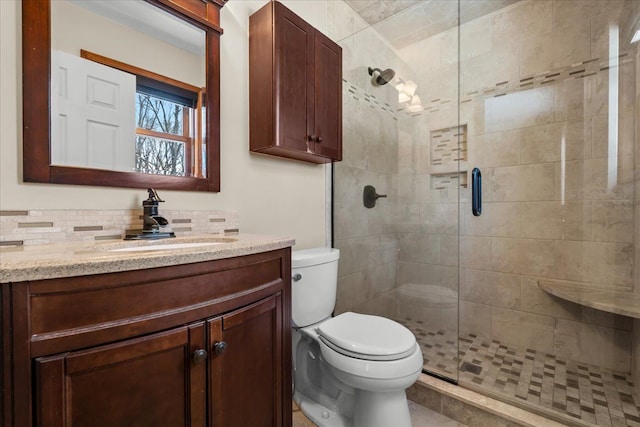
538;280;640;319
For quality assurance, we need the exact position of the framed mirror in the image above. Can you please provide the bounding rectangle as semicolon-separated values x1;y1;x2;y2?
22;0;225;192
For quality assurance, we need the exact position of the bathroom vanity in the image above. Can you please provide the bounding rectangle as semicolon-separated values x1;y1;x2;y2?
0;235;293;427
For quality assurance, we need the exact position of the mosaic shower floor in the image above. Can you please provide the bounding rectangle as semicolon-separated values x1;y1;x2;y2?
397;318;640;427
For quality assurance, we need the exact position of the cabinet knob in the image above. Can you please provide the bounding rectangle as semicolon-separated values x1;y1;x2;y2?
192;348;208;364
316;136;323;143
214;341;228;355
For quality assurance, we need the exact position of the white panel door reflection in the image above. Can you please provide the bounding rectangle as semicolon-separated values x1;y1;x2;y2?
51;50;136;172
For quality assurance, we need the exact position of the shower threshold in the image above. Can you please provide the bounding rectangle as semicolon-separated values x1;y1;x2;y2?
397;318;640;427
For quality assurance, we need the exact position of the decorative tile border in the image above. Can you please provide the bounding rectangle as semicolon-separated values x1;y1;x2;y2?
0;209;239;246
343;50;633;122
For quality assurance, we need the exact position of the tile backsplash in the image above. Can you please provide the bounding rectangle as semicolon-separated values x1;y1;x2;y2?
0;209;239;246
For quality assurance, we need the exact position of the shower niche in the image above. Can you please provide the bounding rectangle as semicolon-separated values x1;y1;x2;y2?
429;124;468;190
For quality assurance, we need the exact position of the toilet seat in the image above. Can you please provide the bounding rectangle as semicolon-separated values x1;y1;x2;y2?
316;312;416;361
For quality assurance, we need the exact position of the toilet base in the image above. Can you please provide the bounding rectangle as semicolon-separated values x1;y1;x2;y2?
353;390;412;427
295;391;348;427
295;388;412;427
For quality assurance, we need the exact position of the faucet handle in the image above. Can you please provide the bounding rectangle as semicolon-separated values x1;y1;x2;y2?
146;188;165;203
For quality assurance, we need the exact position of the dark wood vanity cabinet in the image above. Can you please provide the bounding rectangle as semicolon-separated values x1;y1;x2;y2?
249;1;342;164
2;249;291;427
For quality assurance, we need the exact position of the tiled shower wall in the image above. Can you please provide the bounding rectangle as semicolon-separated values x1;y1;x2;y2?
329;0;412;316
397;0;637;372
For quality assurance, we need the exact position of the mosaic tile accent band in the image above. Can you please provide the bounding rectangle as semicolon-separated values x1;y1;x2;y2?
343;50;634;119
0;209;239;246
398;318;640;427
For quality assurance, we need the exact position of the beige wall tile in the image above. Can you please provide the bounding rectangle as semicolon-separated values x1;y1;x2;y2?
460;236;492;270
335;271;368;314
397;261;421;286
420;203;459;235
468;129;520;168
554;241;633;287
462;202;521;238
352;292;397;319
366;261;396;295
334;203;368;239
492;164;555;202
491;307;555;354
590;200;634;243
397;232;441;264
490;0;553;53
520;121;587;164
557;158;635;202
439;235;459;267
554;319;631;372
459;300;491;339
555;77;587;122
335;237;371;277
519;13;589;76
521;201;588;240
491;238;556;277
462;269;520;309
460;48;519;96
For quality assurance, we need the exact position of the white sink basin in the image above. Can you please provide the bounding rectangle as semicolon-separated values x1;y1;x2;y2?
109;242;224;252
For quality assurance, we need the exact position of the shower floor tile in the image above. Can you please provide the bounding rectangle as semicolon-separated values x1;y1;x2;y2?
397;317;640;427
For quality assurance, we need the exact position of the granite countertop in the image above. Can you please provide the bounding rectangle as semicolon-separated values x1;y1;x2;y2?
538;280;640;319
0;234;295;283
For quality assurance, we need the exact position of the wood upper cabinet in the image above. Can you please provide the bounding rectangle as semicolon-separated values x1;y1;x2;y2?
3;249;292;427
249;1;342;164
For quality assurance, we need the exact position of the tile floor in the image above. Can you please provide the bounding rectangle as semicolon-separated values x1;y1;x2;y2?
398;318;640;427
292;400;465;427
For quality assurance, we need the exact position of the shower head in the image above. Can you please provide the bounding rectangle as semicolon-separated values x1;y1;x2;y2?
368;66;395;86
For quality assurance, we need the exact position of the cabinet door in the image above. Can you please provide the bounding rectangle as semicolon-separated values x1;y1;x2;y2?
313;31;342;161
274;3;315;153
34;324;207;427
209;295;282;427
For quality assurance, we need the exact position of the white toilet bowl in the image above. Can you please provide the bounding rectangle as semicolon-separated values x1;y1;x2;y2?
291;248;423;427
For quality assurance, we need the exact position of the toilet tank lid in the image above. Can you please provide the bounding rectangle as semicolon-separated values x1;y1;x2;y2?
292;247;340;268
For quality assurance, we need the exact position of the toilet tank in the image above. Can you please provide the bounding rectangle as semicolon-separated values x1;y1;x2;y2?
291;248;340;328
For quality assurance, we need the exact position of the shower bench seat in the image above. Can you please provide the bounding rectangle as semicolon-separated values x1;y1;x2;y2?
538;280;640;319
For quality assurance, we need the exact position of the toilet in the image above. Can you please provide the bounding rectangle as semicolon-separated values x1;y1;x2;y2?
292;248;423;427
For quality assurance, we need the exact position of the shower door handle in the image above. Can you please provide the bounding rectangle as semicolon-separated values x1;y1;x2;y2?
472;168;482;217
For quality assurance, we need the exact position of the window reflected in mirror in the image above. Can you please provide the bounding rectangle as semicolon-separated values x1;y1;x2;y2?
50;0;206;178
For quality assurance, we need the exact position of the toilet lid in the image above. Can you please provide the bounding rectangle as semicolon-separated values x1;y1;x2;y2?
316;312;417;361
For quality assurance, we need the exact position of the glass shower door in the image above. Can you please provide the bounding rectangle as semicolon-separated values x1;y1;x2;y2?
457;1;639;425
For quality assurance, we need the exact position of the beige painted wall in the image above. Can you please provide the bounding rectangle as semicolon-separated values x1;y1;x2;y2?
0;0;329;250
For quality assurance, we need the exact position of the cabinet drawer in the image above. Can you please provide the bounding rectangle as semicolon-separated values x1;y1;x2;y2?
26;250;287;356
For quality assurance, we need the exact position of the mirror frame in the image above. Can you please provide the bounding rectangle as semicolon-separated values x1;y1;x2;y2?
22;0;226;192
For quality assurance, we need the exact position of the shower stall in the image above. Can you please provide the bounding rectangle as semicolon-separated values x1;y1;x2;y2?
329;0;640;425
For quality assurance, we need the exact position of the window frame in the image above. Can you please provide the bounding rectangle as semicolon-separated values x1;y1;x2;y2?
81;50;204;178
